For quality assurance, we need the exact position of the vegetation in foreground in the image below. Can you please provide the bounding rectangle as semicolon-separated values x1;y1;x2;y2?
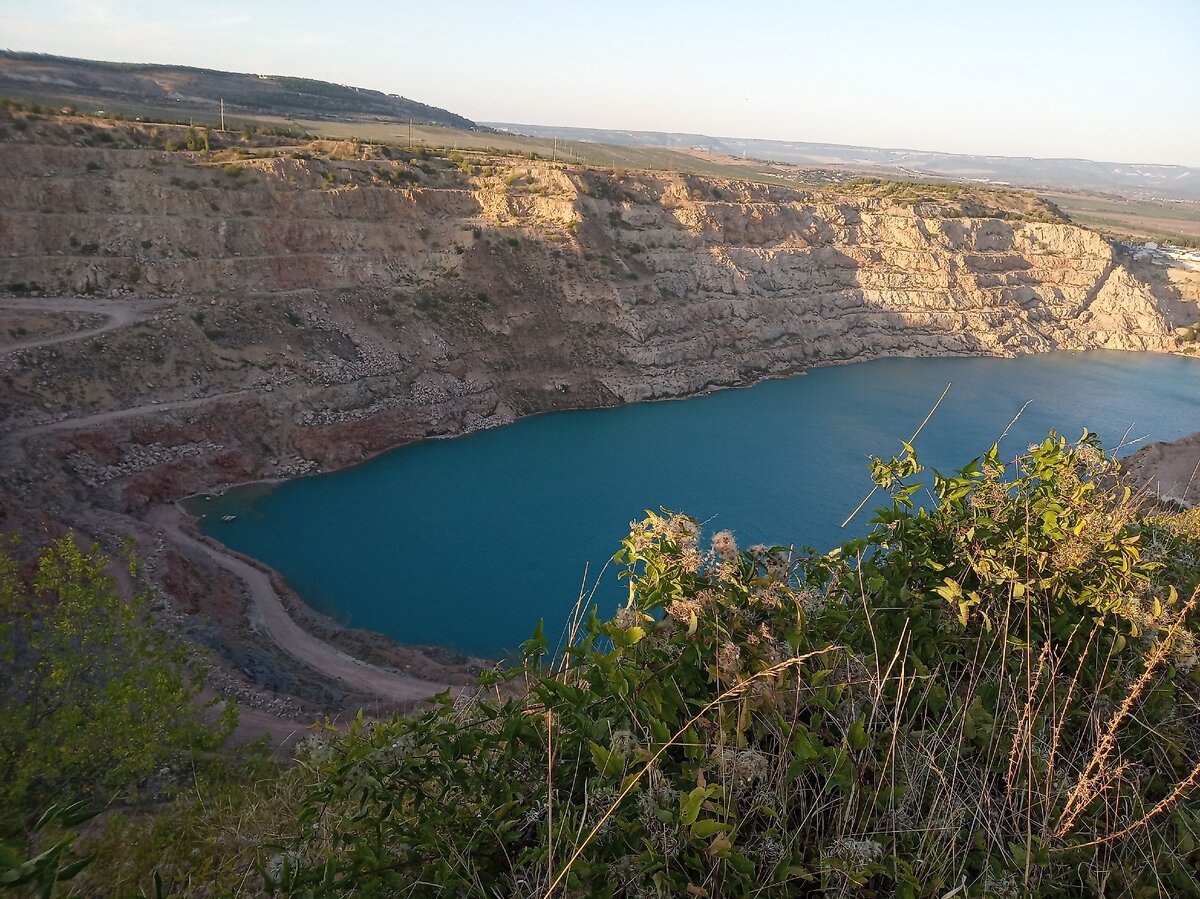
0;537;236;895
4;432;1200;897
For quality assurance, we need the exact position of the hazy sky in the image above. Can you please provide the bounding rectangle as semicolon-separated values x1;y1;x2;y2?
2;0;1197;165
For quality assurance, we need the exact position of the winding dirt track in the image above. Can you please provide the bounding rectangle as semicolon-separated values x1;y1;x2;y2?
148;506;448;704
0;296;172;356
2;296;454;704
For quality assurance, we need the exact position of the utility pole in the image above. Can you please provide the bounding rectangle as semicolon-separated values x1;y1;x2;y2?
408;118;413;150
220;99;225;132
552;136;558;162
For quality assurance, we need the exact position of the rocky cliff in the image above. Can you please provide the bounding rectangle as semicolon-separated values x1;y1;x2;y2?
0;111;1187;724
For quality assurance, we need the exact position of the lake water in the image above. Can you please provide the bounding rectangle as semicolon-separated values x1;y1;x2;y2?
194;351;1200;657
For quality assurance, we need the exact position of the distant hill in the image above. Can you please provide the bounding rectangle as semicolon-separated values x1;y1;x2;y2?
486;122;1200;202
0;51;476;129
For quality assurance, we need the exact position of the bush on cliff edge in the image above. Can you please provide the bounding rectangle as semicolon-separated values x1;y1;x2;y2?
0;535;236;842
258;432;1200;898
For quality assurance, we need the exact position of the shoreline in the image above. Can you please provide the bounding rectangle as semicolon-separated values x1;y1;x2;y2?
173;345;1200;511
149;502;467;706
170;348;1200;691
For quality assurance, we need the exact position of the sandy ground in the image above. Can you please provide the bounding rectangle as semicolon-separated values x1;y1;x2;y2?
1124;432;1200;507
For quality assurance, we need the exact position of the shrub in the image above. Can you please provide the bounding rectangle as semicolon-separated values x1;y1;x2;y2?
0;536;235;828
271;433;1200;898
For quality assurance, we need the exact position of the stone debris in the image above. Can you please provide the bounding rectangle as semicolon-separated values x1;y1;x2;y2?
68;440;226;486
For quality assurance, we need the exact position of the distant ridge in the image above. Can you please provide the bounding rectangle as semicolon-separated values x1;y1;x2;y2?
486;122;1200;202
0;51;476;129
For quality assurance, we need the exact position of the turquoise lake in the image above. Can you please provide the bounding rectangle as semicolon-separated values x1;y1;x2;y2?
196;351;1200;658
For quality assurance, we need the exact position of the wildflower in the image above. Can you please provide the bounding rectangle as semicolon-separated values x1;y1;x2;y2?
628;518;658;553
647;767;676;808
761;638;789;666
711;529;738;561
824;837;884;866
983;870;1021;899
520;800;547;828
636;789;662;820
727;748;769;786
656;827;684;860
614;604;644;630
747;783;780;813
584;784;619;838
716;641;741;673
678;545;704;573
750;834;786;868
1074;442;1109;475
1171;629;1199;672
666;596;702;625
295;734;335;767
608;856;640;890
669;514;700;546
266;850;306;881
611;729;637;760
752;585;784;609
390;733;418;756
747;677;775;702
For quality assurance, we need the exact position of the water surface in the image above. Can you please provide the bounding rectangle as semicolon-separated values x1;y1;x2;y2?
195;352;1200;657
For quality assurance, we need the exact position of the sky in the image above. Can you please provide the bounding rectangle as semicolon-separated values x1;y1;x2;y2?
1;0;1197;166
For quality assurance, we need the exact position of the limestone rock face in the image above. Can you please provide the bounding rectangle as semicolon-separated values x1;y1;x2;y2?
0;123;1180;510
592;206;1174;402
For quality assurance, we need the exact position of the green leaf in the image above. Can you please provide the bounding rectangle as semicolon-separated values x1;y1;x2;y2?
55;854;94;882
681;787;706;826
847;719;870;751
691;819;729;839
613;625;645;647
588;741;623;778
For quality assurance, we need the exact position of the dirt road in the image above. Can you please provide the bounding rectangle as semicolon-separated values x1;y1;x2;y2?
0;295;173;356
147;505;451;704
1;294;456;706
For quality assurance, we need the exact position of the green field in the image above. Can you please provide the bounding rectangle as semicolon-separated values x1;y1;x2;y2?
288;117;851;187
7;87;1200;244
1043;190;1200;245
4;85;845;188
